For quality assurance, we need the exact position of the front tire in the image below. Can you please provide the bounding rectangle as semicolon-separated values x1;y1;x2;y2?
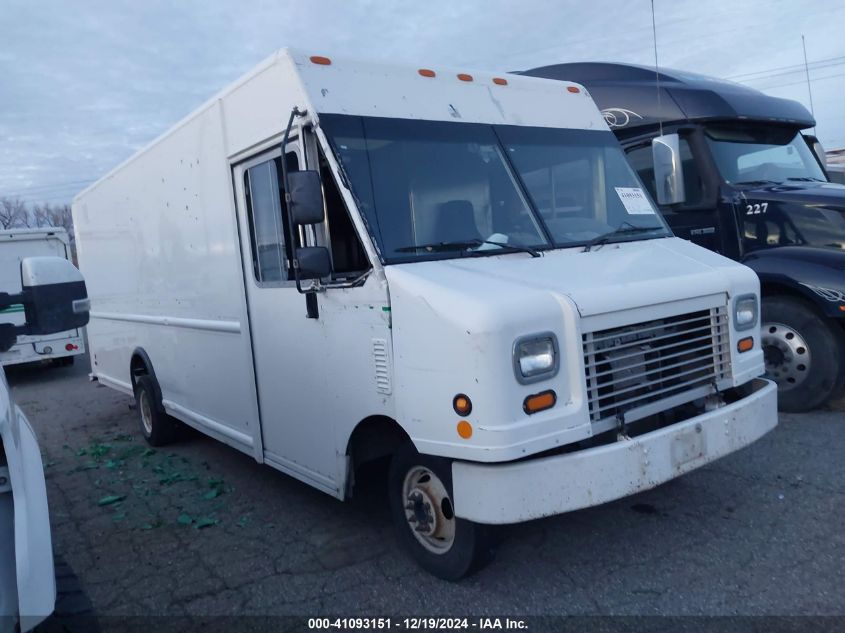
762;295;843;412
135;375;178;446
388;442;493;580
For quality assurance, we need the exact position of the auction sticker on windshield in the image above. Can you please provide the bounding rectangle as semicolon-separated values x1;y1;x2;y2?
615;187;655;214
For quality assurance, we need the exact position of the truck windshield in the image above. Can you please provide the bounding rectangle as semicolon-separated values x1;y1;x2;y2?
319;115;670;263
705;126;826;185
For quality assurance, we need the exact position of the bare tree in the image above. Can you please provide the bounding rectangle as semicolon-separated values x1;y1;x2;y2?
0;197;29;229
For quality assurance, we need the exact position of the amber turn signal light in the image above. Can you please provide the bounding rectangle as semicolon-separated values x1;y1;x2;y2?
457;420;473;439
737;337;754;353
453;394;472;416
523;390;556;415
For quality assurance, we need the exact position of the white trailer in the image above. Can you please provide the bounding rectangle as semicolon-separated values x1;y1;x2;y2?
0;229;85;367
73;50;777;578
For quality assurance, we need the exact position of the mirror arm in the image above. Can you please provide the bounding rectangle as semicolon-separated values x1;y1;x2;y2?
279;106;311;296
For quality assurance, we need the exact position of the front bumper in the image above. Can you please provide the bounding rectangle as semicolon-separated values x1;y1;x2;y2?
452;378;777;524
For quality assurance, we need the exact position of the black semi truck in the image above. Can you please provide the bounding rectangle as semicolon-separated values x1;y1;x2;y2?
522;62;845;412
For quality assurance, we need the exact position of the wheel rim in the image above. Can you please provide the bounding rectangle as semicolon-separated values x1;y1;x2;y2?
401;466;456;554
139;390;154;435
762;321;811;391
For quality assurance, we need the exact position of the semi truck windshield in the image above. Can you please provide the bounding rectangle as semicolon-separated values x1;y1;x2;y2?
320;115;670;263
705;126;826;185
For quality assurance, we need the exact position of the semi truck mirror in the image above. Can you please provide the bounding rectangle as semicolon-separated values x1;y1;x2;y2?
288;171;325;225
295;246;331;280
0;257;90;352
652;133;686;205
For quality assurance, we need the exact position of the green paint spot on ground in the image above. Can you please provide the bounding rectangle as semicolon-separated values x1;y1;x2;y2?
97;494;125;506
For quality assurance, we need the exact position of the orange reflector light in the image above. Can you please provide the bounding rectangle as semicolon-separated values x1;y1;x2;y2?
457;420;473;439
840;305;845;312
738;337;754;353
310;55;332;65
457;73;473;82
453;394;472;416
567;86;580;93
418;68;436;77
492;77;508;86
523;390;556;415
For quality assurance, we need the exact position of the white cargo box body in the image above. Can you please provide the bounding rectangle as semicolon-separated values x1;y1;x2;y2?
0;229;85;367
73;49;776;527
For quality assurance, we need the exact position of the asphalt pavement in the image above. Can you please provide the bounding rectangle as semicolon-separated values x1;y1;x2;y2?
7;356;844;626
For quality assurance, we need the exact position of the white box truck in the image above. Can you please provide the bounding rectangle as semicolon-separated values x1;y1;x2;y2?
73;50;777;579
0;229;85;367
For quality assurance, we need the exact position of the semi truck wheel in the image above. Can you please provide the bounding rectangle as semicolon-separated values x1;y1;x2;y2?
388;442;493;580
134;375;179;446
761;296;843;412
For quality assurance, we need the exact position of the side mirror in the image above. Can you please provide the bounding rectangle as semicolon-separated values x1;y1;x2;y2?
295;246;331;280
652;133;686;205
288;171;325;225
0;257;89;352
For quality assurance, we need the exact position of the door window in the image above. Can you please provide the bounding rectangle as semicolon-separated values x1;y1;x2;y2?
243;152;299;283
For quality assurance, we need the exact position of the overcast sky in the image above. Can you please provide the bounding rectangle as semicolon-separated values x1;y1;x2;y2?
2;0;844;204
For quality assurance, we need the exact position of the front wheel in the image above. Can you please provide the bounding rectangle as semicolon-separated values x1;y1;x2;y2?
762;296;843;412
388;443;493;580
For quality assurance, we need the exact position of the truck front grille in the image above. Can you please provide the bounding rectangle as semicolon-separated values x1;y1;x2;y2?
582;306;730;425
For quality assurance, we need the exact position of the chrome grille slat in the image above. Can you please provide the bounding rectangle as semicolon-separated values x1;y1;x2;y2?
587;313;714;344
590;373;718;412
583;328;728;369
582;305;732;424
585;321;724;355
588;359;731;401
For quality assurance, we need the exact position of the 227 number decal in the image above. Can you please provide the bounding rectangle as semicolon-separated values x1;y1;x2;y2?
745;202;768;215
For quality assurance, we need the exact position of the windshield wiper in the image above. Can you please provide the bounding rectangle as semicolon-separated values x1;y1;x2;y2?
734;179;781;186
583;223;663;252
395;239;541;257
786;177;827;182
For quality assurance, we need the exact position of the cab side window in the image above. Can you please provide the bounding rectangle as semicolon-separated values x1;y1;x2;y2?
626;139;704;207
243;152;299;283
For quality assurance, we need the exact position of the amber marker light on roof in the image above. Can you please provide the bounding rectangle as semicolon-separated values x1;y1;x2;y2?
492;77;508;86
457;73;473;82
418;68;436;77
567;86;581;93
310;56;332;65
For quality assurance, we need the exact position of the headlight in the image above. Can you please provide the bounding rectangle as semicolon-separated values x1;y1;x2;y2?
733;294;758;331
513;333;559;384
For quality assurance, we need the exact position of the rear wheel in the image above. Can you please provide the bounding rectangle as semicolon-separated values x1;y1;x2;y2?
388;442;493;580
762;296;843;412
134;375;178;446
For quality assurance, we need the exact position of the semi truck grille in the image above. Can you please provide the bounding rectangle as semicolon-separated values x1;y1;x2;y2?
582;306;730;425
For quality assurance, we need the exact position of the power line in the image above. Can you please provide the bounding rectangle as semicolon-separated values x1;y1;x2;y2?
726;55;845;80
0;178;95;199
755;70;845;91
